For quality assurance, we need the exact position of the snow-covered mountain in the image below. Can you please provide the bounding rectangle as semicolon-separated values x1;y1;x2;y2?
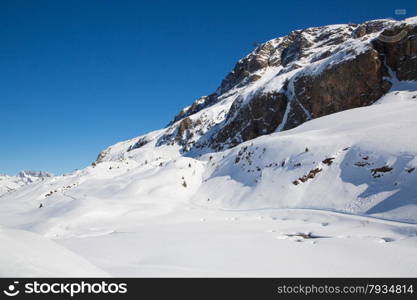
1;17;417;277
97;16;417;161
89;16;417;222
0;171;53;197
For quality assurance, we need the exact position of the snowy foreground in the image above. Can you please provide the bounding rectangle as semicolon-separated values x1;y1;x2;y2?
1;89;417;277
1;207;417;277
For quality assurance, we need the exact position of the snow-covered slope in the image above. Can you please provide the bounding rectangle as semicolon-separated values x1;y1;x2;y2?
192;89;417;222
0;226;108;277
1;17;417;277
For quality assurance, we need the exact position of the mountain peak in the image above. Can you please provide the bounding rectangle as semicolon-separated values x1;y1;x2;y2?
97;16;417;163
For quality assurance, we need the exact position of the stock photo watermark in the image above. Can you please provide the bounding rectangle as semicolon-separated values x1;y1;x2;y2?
2;280;128;298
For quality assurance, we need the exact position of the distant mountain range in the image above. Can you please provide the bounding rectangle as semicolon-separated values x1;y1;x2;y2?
0;171;53;196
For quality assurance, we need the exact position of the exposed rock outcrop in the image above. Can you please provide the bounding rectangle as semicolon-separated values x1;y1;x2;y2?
127;137;148;152
171;93;218;125
211;92;289;150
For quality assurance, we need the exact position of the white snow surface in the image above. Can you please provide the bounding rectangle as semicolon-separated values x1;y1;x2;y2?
0;226;108;277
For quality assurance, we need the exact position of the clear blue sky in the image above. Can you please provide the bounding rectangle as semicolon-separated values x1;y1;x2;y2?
1;0;415;175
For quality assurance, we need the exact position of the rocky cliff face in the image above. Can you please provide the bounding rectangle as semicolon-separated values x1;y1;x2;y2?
373;22;417;81
294;49;391;119
97;16;417;163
